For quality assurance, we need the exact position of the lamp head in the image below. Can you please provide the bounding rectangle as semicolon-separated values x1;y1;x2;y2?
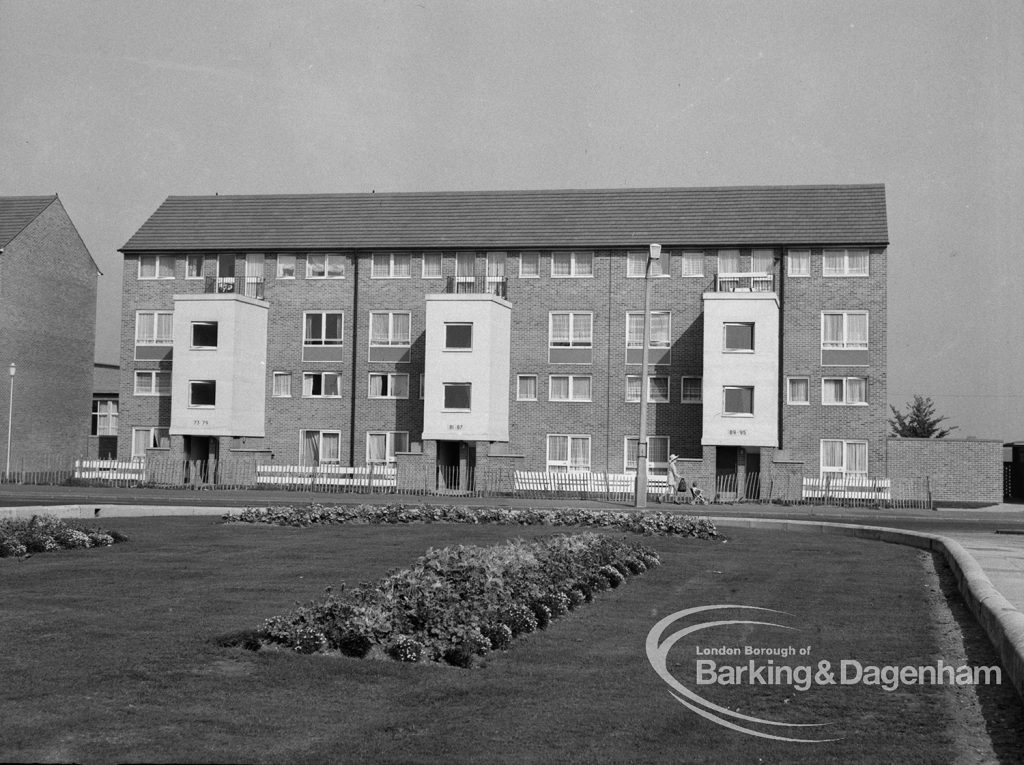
8;363;14;377
649;243;662;260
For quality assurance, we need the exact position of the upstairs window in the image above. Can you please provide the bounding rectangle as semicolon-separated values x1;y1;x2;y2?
189;380;217;408
443;383;472;410
517;375;538;401
519;251;540;278
787;250;810;277
371;252;411;278
549;312;593;348
551;250;593;277
723;323;755;352
626;312;671;348
139;255;174;279
444;323;473;350
303;372;342;397
135;311;173;346
549;375;592;402
191;322;218;349
368;373;409;399
822;312;868;350
681;376;702;403
306;253;345;279
303;312;344;346
787;377;810;405
369;312;411;347
272;372;292;397
723;386;754;416
822;377;868;405
823;249;869;277
627;251;668;278
681;251;704;277
276;254;296;279
626;376;670;403
134;371;171;396
422;253;442;279
185;254;203;279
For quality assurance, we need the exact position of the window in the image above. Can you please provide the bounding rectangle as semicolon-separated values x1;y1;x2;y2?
455;252;475;291
303;372;342;397
422;253;442;279
277;254;296;279
750;250;773;290
823;249;869;277
191;322;218;349
787;377;810;405
139;255;174;279
301;430;341;465
717;249;740;274
419;373;424;400
821;439;868;478
627;251;668;278
368;373;409;399
216;254;235;279
134;371;171;396
822;312;868;349
186;254;203;279
189;380;216;407
135;311;173;346
546;434;591;472
272;372;292;397
624;436;670;475
91;399;118;436
626;376;670;403
551;250;593;277
517;375;538;401
303;312;344;346
822;377;868;405
549;312;593;347
369;312;411;347
306;253;345;279
131;427;169;459
519;251;540;278
681;376;702;403
367;431;409;464
444;323;473;350
626;311;671;349
549;375;592;402
724;323;755;352
443;383;472;410
787;250;810;277
486;252;506;296
723;386;754;416
681;252;704;277
371;252;411;278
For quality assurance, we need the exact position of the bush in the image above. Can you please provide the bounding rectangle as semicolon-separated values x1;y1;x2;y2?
253;533;660;666
0;515;128;558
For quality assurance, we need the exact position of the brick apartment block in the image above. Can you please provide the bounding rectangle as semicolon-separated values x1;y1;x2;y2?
117;185;888;497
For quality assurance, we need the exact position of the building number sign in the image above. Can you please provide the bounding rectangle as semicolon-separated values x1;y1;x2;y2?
728;429;748;436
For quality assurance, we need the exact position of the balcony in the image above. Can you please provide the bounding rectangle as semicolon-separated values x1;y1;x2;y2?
443;276;508;299
714;272;774;293
205;276;265;300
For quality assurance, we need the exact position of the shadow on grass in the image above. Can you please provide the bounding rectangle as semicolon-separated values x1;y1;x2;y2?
931;551;1024;763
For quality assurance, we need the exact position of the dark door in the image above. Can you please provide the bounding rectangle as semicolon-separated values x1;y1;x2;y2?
745;451;761;499
716;447;738;498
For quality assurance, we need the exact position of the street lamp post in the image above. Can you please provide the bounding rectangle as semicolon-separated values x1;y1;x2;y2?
635;244;661;508
5;363;15;481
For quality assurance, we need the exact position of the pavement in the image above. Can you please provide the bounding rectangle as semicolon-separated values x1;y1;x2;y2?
4;483;1024;698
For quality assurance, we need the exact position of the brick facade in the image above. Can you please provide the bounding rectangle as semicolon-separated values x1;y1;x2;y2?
887;437;1003;506
0;197;97;468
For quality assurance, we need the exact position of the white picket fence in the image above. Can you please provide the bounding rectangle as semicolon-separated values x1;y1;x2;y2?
256;464;397;489
73;460;146;481
802;476;892;502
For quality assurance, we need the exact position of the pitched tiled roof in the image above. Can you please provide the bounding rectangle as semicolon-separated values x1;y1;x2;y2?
121;185;888;252
0;196;57;248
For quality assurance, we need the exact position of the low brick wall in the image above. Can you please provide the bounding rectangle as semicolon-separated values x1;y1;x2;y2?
886;438;1003;505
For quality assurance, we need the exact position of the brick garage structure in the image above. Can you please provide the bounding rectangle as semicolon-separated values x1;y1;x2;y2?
0;196;99;471
117;185;889;495
887;437;1003;506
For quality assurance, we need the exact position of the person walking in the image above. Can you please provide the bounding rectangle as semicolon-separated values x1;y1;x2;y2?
663;454;686;504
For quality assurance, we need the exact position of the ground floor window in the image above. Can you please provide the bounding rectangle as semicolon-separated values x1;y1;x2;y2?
820;439;868;478
131;427;169;459
301;430;341;465
546;434;591;472
624;436;670;475
366;431;409;464
92;399;118;436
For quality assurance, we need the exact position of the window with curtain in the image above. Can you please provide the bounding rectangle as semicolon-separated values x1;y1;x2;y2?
139;255;174;279
519;251;540;277
823;249;869;276
626;312;670;348
368;373;409;399
303;372;342;397
272;372;292;397
131;427;169;459
787;250;810;277
517;375;537;400
822;312;868;349
624;436;670;475
681;376;702;403
551;251;593;277
823;377;867;405
276;254;296;279
681;252;704;277
549;375;591;402
546;435;591;472
91;400;118;436
306;253;345;278
821;439;868;477
366;432;410;464
371;252;411;278
717;250;741;274
649;377;670;402
186;254;203;279
369;312;411;346
626;251;667;278
134;371;170;395
625;376;642;402
135;311;173;345
422;253;442;279
549;312;592;347
787;377;809;405
302;430;341;465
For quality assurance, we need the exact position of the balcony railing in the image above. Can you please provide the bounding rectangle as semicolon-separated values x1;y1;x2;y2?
714;272;774;293
444;276;508;299
205;276;266;299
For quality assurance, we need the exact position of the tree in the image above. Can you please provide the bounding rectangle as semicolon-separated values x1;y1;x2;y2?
888;395;958;438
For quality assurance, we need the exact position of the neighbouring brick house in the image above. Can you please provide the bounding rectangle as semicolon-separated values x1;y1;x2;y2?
0;195;99;471
117;185;889;497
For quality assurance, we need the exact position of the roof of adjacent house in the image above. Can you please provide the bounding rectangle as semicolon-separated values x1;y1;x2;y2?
121;184;889;252
0;195;58;248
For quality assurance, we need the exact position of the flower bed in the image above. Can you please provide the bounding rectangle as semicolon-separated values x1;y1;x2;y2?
253;533;660;666
0;515;128;558
223;502;718;539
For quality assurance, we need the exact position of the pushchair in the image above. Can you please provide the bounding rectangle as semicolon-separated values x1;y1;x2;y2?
690;483;709;505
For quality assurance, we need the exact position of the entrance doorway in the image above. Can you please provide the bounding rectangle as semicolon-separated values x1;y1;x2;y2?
436;440;476;492
184;435;218;484
716;447;739;500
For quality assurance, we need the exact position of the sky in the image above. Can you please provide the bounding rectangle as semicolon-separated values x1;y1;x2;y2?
1;0;1022;439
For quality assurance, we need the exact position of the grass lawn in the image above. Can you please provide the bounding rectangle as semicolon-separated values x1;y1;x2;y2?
0;515;1018;763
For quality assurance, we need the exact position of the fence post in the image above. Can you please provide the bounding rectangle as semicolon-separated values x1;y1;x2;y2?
926;475;933;510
